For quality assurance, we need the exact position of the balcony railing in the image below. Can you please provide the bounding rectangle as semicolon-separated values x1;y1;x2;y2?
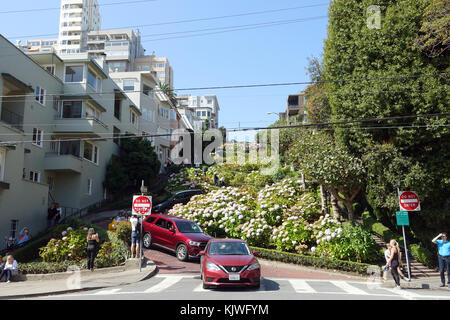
1;109;23;131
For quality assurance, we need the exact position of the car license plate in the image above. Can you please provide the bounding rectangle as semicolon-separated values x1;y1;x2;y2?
229;273;240;281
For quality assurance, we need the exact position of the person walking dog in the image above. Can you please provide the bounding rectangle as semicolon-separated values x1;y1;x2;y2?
432;232;450;287
86;228;99;271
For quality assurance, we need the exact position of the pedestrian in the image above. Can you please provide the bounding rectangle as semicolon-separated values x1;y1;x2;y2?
432;232;450;288
383;243;409;281
0;255;18;283
17;227;31;247
130;214;141;259
385;239;402;290
55;203;62;225
0;255;5;273
47;203;57;229
86;228;99;271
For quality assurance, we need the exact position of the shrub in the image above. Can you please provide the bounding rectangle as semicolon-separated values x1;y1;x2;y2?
19;260;87;274
410;243;436;268
96;231;129;268
251;246;375;275
39;227;88;262
116;221;132;246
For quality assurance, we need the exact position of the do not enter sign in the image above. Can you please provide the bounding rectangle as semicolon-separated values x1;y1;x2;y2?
132;195;152;215
399;191;420;211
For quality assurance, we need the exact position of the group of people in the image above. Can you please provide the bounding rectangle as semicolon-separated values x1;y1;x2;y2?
0;255;18;283
47;202;62;229
383;232;450;289
5;227;32;254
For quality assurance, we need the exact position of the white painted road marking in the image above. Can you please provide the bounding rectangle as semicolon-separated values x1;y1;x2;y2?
330;280;370;295
288;279;316;293
144;276;183;293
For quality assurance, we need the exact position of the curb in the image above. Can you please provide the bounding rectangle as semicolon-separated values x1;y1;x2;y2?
0;258;158;300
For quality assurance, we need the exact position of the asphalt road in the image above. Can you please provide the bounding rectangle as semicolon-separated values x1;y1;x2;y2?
24;247;450;301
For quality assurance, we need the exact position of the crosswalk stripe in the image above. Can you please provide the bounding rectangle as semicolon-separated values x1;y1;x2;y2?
288;279;316;293
384;287;423;300
329;281;370;295
94;288;121;295
144;276;183;293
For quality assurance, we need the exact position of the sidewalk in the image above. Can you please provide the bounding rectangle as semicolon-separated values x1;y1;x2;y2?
0;258;157;299
382;274;450;290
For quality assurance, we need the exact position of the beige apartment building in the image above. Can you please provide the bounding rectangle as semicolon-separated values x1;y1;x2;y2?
0;35;140;241
280;91;307;124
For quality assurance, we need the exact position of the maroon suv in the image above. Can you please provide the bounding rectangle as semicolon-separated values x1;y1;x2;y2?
142;214;213;261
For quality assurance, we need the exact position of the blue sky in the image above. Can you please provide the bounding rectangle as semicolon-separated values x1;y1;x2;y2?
0;0;330;133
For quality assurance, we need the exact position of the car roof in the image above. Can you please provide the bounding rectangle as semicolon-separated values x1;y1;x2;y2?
209;238;248;243
148;213;193;223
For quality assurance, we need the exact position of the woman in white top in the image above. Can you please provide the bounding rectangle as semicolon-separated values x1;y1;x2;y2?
0;255;18;283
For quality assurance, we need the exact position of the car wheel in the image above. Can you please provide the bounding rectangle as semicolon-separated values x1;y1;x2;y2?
143;233;152;249
176;243;189;261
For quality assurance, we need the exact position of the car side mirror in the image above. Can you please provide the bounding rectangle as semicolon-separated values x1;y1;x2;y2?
253;250;259;256
199;251;205;256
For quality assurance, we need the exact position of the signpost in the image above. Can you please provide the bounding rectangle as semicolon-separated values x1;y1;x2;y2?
395;189;420;281
133;180;152;272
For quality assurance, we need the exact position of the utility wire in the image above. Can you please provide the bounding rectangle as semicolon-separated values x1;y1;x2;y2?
0;0;158;14
1;73;448;100
0;113;448;145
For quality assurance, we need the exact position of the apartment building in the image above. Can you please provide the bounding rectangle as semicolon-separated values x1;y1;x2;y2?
134;54;174;88
183;95;220;129
59;0;101;54
109;70;175;164
176;95;203;131
86;29;145;72
0;35;139;240
282;91;307;124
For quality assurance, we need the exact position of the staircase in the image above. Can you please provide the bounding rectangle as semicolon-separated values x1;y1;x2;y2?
372;234;440;279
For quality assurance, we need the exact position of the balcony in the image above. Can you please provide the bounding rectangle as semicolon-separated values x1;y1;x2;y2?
53;117;108;138
44;153;82;174
0;108;24;132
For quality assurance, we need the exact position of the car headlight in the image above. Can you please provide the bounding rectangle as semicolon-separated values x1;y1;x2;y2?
189;241;201;246
206;261;221;271
247;262;260;271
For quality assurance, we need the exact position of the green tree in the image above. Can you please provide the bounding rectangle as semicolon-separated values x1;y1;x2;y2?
322;0;450;233
104;155;129;197
287;131;366;221
158;82;177;106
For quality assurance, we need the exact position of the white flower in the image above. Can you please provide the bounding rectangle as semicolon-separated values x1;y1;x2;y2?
326;236;331;242
311;247;316;252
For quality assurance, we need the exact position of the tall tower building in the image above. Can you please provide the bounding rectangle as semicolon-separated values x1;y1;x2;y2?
58;0;101;54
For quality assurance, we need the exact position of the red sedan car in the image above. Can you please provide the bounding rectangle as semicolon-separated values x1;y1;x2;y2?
142;214;213;261
200;239;261;289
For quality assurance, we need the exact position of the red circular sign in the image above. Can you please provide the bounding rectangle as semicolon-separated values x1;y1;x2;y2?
399;191;419;211
133;196;152;215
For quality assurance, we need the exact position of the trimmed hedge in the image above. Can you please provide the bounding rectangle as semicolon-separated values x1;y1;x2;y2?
362;212;437;269
19;260;87;274
12;217;108;263
250;246;377;276
410;244;436;269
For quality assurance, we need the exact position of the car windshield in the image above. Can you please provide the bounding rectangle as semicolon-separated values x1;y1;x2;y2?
208;242;250;255
175;221;203;233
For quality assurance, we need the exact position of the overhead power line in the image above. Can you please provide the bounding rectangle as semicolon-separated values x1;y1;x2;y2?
0;73;448;100
0;113;448;145
0;0;158;14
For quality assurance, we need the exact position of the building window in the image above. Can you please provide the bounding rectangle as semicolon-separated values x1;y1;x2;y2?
10;220;19;239
47;176;55;191
123;79;135;91
29;170;41;183
0;148;5;181
44;65;55;75
62;101;82;118
65;65;84;82
113;127;121;145
87;179;93;195
130;111;138;128
85;104;100;120
202;111;206;117
32;128;44;147
60;140;81;157
143;84;152;96
87;69;101;92
207;99;212;104
83;142;98;164
114;98;121;120
157;63;165;68
207;111;211;117
35;86;46;105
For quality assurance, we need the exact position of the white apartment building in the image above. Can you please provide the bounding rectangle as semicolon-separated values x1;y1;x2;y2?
134;54;174;88
58;0;101;54
0;35;140;241
183;95;220;129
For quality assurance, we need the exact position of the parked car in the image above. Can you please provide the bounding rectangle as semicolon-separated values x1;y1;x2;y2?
142;214;213;261
199;239;261;289
152;189;205;213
